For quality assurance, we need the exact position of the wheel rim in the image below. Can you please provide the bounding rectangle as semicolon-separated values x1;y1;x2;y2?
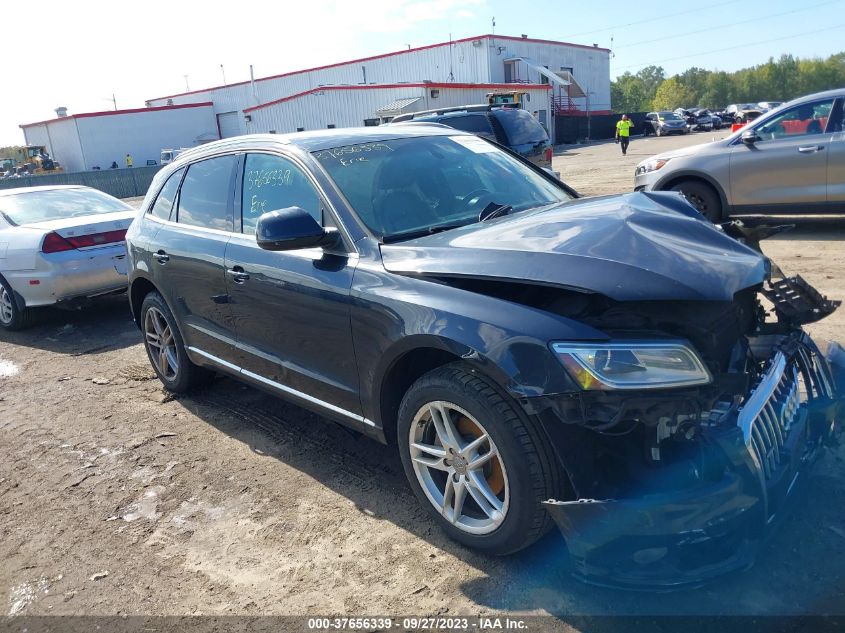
409;401;509;535
144;306;178;380
0;286;14;325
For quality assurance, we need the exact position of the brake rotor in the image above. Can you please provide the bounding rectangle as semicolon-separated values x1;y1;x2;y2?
457;415;504;495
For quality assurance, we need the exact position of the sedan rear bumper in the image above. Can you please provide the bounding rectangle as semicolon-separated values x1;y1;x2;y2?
5;243;128;308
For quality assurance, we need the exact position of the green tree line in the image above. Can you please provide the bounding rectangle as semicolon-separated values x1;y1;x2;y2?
611;52;845;113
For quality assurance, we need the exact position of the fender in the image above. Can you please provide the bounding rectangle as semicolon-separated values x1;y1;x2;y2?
350;263;607;427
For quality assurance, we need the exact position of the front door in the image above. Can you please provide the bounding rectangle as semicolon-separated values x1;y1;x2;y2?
151;154;238;359
224;152;361;416
729;97;835;213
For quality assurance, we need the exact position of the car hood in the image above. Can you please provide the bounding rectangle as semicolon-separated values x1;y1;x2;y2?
379;192;767;302
644;141;715;163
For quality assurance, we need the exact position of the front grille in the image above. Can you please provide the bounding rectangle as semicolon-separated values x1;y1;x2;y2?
738;353;801;479
737;339;833;482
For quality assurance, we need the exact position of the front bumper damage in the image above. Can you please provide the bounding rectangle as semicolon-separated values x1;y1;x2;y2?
540;280;844;589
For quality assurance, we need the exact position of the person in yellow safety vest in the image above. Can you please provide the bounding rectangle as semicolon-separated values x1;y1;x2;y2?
126;154;133;168
615;115;634;156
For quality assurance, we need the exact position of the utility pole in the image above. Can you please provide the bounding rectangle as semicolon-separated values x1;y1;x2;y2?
112;93;117;110
184;75;190;91
220;64;227;85
492;16;495;35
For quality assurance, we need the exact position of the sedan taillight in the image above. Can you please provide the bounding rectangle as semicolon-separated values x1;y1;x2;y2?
41;232;74;253
42;229;127;253
544;147;553;163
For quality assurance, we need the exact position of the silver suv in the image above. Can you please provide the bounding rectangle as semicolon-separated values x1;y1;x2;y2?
634;88;845;221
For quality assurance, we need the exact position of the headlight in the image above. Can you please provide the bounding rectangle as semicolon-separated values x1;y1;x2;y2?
552;341;711;390
635;158;670;176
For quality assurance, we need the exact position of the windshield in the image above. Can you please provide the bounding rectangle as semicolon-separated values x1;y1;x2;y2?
659;112;681;120
313;135;572;241
0;188;130;225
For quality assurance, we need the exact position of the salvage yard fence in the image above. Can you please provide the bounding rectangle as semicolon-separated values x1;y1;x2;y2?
0;165;162;199
555;112;649;145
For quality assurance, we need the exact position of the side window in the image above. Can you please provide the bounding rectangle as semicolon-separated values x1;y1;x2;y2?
148;168;184;220
755;99;835;141
442;115;496;140
176;155;237;231
241;153;321;234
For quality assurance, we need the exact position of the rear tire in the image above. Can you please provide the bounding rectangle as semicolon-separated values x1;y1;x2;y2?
140;291;214;392
0;277;32;331
656;126;664;137
397;363;561;556
670;180;723;223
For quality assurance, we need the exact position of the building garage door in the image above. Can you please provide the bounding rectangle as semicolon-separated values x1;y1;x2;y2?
216;112;241;138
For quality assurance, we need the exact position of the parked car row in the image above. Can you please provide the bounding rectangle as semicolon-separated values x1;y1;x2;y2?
1;91;842;590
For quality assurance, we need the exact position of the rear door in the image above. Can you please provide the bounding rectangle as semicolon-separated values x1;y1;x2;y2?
729;97;835;212
224;151;361;416
826;98;845;211
151;153;239;360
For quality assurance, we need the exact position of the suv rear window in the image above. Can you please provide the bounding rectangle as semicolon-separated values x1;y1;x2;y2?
438;114;496;140
493;109;548;146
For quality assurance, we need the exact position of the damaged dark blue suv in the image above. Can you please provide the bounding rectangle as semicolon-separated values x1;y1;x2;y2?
126;126;843;588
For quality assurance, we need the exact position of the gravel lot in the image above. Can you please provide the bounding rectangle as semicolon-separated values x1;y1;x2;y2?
1;131;844;623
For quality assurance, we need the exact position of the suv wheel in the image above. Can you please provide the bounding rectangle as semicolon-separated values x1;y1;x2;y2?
141;291;213;392
670;180;723;223
656;126;664;137
0;278;32;331
397;363;560;555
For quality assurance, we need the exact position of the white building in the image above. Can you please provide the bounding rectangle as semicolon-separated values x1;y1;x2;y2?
146;34;611;139
20;103;219;172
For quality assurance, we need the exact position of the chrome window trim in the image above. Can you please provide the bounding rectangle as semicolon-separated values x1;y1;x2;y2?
187;346;374;428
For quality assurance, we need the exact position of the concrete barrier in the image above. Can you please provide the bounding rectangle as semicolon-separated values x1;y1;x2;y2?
0;165;162;199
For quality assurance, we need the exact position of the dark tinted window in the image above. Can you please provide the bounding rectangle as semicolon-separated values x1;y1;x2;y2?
149;168;184;220
176;156;236;231
439;114;495;139
493;109;548;146
241;153;321;234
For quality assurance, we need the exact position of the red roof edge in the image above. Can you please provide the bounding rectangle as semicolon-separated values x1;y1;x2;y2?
147;34;610;102
243;83;552;113
19;101;214;129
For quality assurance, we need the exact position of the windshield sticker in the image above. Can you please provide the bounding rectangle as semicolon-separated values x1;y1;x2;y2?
450;135;498;153
314;143;394;166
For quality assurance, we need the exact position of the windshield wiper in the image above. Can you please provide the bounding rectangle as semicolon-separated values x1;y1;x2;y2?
478;202;513;222
383;222;470;243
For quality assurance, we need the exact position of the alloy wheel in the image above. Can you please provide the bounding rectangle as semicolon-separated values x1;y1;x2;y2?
0;286;13;325
409;401;509;535
144;306;179;380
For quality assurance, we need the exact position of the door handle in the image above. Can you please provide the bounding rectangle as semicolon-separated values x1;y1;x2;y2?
226;266;250;284
798;145;824;153
153;250;169;264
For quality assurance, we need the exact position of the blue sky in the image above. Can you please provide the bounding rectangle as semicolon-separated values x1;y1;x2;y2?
3;0;844;145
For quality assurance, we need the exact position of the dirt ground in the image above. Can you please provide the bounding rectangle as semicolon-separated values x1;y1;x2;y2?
1;132;844;624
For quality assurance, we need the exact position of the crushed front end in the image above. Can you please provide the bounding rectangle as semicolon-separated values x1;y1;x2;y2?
536;275;844;589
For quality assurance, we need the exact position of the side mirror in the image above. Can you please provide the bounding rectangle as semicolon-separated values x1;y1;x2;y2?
741;129;760;145
256;206;339;251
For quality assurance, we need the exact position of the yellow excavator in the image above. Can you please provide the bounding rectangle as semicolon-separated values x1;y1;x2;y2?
486;90;531;108
0;145;63;175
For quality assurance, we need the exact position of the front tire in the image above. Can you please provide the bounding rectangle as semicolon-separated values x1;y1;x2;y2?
670;180;723;222
0;277;32;331
397;363;560;555
140;291;213;392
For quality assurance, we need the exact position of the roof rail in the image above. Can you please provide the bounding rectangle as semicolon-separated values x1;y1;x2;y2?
391;102;521;122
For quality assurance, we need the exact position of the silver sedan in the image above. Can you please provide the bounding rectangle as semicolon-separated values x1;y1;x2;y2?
0;185;135;330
